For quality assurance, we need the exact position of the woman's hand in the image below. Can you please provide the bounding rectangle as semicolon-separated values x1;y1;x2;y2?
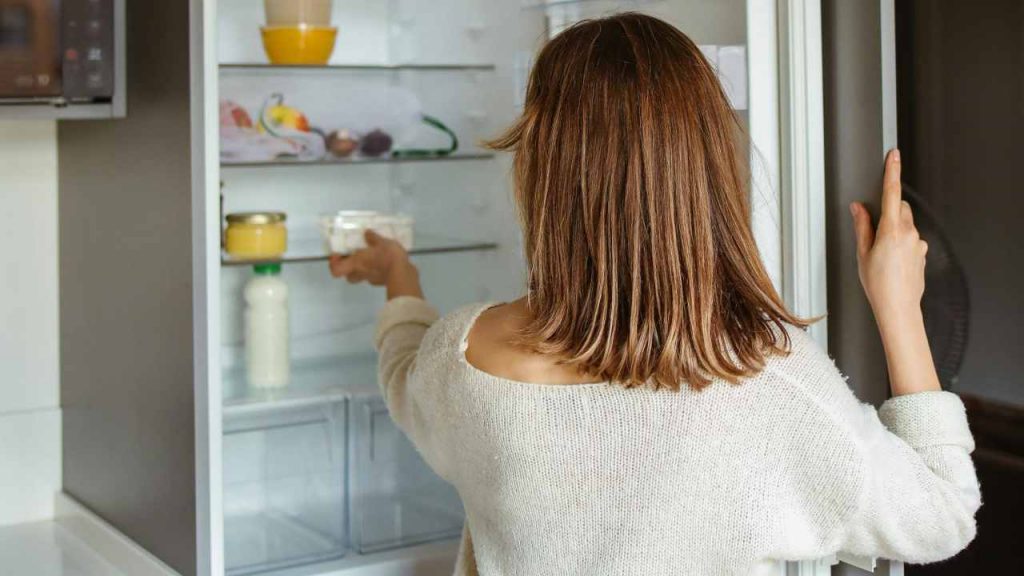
850;149;928;325
328;230;424;300
849;149;940;396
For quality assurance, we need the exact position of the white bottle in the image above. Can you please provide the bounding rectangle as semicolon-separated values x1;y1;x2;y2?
245;264;289;388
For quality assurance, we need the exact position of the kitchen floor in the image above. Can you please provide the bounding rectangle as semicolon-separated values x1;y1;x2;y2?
0;520;124;576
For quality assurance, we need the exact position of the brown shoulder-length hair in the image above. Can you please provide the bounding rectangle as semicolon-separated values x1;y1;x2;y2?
486;13;808;390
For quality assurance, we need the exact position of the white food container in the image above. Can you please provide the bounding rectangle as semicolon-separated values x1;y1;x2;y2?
264;0;333;27
319;211;414;255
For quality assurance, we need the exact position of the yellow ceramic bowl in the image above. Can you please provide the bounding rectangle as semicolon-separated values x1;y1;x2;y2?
261;26;338;65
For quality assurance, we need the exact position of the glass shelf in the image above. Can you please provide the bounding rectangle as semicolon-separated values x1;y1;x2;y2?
223;355;378;418
221;234;499;267
220;63;495;72
221;152;495;168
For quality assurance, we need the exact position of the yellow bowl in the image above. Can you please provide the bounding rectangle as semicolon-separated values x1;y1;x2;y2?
261;26;337;65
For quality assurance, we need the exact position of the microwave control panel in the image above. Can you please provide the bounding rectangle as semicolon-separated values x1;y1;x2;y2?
62;0;115;101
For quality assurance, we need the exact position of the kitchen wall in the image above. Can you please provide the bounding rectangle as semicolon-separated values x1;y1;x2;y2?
0;121;61;525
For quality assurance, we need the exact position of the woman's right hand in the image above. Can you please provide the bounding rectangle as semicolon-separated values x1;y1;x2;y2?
850;149;940;396
328;230;424;300
849;149;929;328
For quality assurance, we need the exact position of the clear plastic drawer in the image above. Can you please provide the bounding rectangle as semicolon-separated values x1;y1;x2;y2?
223;402;348;575
350;397;464;554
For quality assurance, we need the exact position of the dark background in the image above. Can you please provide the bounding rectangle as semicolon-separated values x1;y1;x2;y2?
896;0;1024;573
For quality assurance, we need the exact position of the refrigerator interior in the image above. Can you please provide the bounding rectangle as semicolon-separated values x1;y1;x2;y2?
216;0;748;574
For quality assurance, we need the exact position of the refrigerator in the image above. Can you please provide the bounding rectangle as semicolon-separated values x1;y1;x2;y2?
56;1;962;575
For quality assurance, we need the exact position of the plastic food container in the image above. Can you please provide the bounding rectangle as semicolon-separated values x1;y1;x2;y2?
319;211;413;255
350;397;463;553
225;212;288;258
261;26;338;65
223;399;348;573
264;0;333;27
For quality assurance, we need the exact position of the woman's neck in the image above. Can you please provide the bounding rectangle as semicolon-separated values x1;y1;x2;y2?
464;297;603;385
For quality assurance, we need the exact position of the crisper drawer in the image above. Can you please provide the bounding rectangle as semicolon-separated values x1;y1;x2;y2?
223;401;348;575
350;397;464;554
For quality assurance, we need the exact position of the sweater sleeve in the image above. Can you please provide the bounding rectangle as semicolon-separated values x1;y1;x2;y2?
775;328;981;565
837;390;981;563
373;296;448;475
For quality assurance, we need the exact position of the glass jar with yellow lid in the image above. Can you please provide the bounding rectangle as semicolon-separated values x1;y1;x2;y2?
224;212;288;258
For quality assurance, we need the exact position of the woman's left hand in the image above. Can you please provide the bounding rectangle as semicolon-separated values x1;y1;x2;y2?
328;230;424;299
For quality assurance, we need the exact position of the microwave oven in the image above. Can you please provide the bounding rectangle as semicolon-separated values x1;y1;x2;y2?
0;0;124;117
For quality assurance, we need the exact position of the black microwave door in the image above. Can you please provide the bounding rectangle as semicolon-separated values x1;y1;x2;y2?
0;0;61;98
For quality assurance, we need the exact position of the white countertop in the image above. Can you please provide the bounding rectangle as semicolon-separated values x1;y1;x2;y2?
0;520;125;576
0;494;177;576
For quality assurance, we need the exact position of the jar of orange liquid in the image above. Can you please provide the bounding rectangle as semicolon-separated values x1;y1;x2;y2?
225;212;288;259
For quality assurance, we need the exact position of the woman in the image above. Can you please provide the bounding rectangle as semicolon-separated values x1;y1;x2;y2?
329;13;979;576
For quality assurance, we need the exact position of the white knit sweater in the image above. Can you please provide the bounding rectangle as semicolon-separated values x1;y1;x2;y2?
373;298;980;576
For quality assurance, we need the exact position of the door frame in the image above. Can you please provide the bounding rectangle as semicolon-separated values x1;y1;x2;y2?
751;0;903;574
194;0;223;575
